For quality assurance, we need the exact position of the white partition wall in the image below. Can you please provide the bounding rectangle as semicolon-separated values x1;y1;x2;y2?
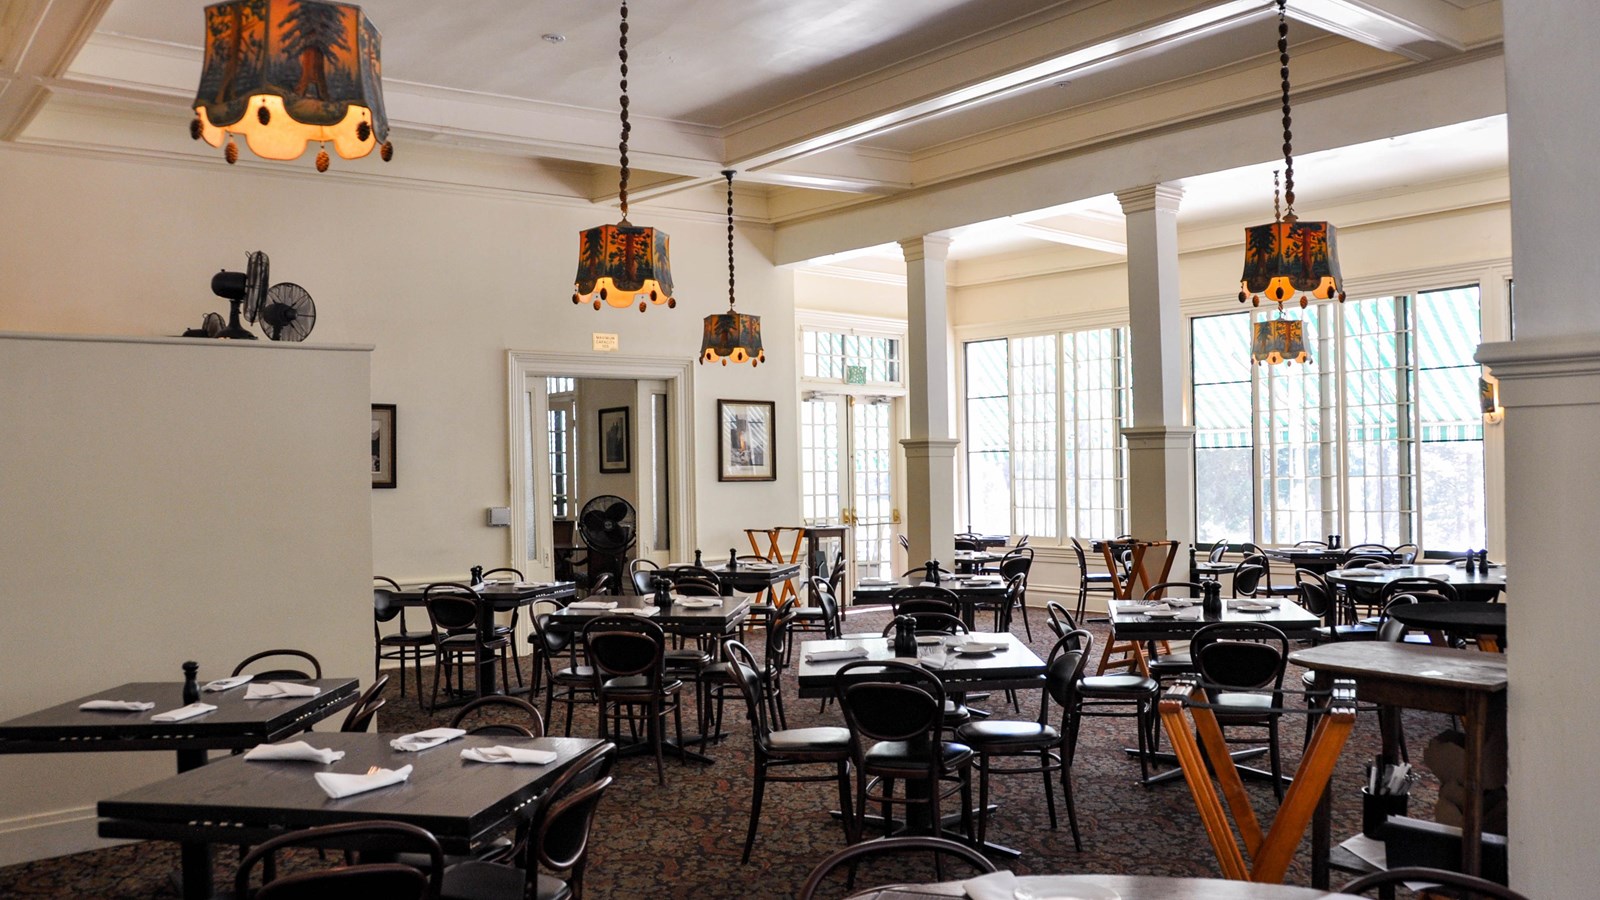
0;334;371;863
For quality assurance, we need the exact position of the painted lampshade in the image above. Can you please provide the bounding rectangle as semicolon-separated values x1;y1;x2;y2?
700;310;765;366
1251;316;1310;366
1240;218;1344;307
191;0;391;169
573;224;676;311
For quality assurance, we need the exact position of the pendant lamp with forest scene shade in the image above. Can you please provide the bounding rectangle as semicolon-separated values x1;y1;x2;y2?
574;0;676;313
1238;0;1344;309
190;0;393;172
701;171;764;367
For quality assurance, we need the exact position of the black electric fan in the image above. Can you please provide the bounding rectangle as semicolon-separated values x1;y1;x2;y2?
577;495;637;591
209;250;269;339
182;251;319;342
260;282;317;342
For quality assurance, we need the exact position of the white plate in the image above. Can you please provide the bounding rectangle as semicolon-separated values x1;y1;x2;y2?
1014;876;1122;900
1234;603;1274;613
915;635;943;645
1142;609;1182;618
955;643;1005;655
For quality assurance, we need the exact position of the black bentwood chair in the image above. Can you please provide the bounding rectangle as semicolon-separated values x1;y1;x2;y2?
235;821;443;900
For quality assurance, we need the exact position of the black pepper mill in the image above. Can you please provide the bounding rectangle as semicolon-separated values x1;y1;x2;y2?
1202;580;1223;618
694;549;703;567
470;565;484;586
182;661;200;705
728;549;739;572
924;560;941;585
892;615;918;657
653;576;673;610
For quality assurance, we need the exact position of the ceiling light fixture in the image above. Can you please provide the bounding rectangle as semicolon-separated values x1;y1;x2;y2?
1251;314;1310;366
573;0;675;313
1238;0;1344;311
190;0;392;172
700;170;764;367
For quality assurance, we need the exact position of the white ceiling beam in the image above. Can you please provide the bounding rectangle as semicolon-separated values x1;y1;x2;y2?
1289;0;1470;62
0;0;113;141
1013;222;1128;256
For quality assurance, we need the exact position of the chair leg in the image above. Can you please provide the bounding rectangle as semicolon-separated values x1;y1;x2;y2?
1134;698;1153;784
1016;598;1033;640
835;761;854;844
958;769;974;841
652;699;666;784
1040;748;1057;830
1060;749;1083;851
1269;720;1284;803
975;758;991;845
742;765;766;864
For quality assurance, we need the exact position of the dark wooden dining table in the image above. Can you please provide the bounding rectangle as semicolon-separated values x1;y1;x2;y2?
1264;547;1400;574
851;576;1008;628
1108;596;1324;645
845;874;1360;899
1387;600;1507;650
680;559;804;597
1290;641;1507;887
1323;563;1506;603
390;580;577;698
99;731;603;900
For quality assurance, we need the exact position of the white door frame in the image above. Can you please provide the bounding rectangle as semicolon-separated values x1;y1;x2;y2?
507;350;696;577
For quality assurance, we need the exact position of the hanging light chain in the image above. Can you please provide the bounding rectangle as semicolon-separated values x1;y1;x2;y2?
724;169;736;310
617;0;631;221
1277;0;1295;219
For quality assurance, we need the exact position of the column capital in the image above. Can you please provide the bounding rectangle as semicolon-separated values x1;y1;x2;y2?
1115;183;1184;215
899;234;954;264
899;437;962;458
1478;334;1600;407
1120;425;1197;450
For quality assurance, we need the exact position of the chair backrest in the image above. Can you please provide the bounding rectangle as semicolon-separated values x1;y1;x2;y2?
233;648;323;680
674;576;723;597
235;820;443;900
1143;581;1202;600
526;742;618;890
1293;540;1328;549
340;674;389;733
881;611;967;636
374;586;405;625
1379;577;1459;603
450;695;546;738
374;576;402;590
526;598;571;656
587;572;615;596
1295;570;1335;620
1342;543;1392;562
1392;542;1419;565
765;608;798;675
1070;537;1092;579
1207;542;1229;563
998;547;1033;580
667;565;719;583
807;576;841;638
583;616;666;684
1041;628;1093;724
1340;867;1528;900
630;567;661;596
1016;534;1030;548
481;567;524;582
422;583;482;637
1191;622;1289;695
953;538;979;551
834;660;947;759
628;558;661;577
890;588;958;614
725;640;779;746
1044;600;1078;637
797;836;997;900
1232;560;1265;597
1341;556;1389;568
897;533;910;552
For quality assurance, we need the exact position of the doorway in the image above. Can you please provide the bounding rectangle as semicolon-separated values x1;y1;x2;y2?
800;393;900;580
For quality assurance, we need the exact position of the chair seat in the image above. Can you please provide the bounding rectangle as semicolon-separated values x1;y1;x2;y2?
955;719;1060;749
664;648;712;670
1080;674;1158;696
1147;650;1193;676
601;674;683;694
768;725;852;750
1084;573;1117;584
1214;691;1275;712
379;631;435;646
441;859;570;900
553;665;593;682
864;739;973;773
793;607;827;621
440;634;509;652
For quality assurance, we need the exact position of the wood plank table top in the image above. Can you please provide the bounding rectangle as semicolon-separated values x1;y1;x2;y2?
845;874;1359;899
546;593;752;636
1289;641;1507;696
795;633;1044;699
1109;598;1324;640
1322;563;1505;599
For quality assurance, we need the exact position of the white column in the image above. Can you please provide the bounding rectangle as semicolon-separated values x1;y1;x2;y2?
899;235;958;570
1116;184;1195;545
1478;3;1600;894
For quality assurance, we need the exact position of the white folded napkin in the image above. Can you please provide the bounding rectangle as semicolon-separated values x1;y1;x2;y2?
315;764;412;800
859;579;896;586
567;600;618;610
244;682;322;700
390;727;466;752
673;597;720;608
805;647;870;663
964;869;1018;900
955;640;1007;653
1229;598;1281;609
460;745;559;765
244;741;346;764
203;675;253;692
151;702;217;722
1337;567;1380;576
1146;602;1172;613
470;581;489;591
609;606;659;617
79;700;154;712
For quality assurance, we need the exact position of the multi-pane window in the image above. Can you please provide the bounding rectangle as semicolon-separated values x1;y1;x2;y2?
1190;285;1485;550
962;328;1130;540
803;328;902;384
547;378;576;519
799;398;842;525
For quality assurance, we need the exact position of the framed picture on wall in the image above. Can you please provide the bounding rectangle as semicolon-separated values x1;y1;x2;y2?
598;406;631;474
718;399;776;482
371;404;397;489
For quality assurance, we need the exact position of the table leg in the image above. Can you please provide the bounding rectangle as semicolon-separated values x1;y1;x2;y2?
1462;694;1488;878
1309;669;1332;890
173;750;214;900
476;605;501;697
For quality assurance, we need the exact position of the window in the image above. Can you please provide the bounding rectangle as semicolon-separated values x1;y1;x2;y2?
1190;286;1485;549
547;378;576;519
803;328;902;384
962;328;1130;539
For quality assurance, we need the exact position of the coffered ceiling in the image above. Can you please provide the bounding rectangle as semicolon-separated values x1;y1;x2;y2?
0;0;1506;268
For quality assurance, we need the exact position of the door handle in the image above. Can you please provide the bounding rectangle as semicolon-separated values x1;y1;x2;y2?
892;508;902;524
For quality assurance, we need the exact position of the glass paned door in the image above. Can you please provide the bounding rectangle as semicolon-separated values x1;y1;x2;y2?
801;394;899;581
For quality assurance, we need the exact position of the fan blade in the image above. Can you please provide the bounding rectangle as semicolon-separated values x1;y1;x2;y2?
605;501;629;522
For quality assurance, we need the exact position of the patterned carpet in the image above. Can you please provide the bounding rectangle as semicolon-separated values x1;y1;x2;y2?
0;609;1445;899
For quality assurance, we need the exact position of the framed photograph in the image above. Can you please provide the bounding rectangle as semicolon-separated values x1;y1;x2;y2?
371;404;397;489
598;406;631;474
718;399;776;482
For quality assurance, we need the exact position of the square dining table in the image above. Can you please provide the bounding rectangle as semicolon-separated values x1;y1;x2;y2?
390;581;577;698
98;731;604;900
795;633;1044;700
851;576;1008;628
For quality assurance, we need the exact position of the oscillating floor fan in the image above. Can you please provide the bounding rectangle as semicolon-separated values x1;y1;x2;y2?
577;495;637;592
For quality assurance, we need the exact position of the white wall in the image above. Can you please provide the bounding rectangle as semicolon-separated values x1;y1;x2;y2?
0;334;370;863
0;141;801;585
576;378;640;510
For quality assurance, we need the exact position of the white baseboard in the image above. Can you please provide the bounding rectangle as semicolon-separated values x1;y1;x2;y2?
0;806;135;867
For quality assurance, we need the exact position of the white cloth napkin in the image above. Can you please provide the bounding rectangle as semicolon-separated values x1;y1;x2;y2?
567;600;618;610
609;606;659;617
151;702;217;722
244;682;322;700
805;647;869;663
955;640;1007;653
1229;598;1281;609
460;745;559;765
1337;567;1380;576
203;675;253;692
673;597;720;608
244;741;346;764
314;764;412;799
963;870;1018;900
79;700;154;712
390;727;466;752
